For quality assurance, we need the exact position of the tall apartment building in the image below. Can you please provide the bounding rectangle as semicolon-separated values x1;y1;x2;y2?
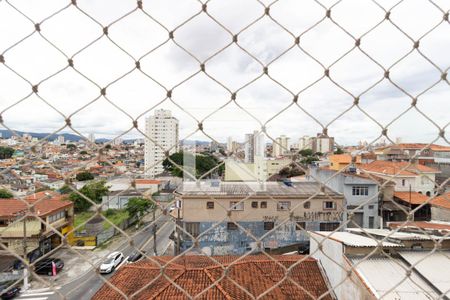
88;133;95;144
144;109;179;177
312;133;334;154
298;135;313;150
244;131;265;163
273;135;289;157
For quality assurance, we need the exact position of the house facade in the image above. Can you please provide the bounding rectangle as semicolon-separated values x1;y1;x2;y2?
310;167;380;229
0;191;74;260
177;181;344;255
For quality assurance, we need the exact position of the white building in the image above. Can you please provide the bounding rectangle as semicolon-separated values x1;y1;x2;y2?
144;109;179;177
298;135;313;150
312;133;334;154
57;135;65;145
244;133;254;163
88;133;95;144
273;135;289;157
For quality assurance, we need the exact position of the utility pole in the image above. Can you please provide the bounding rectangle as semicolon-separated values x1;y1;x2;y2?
153;224;157;256
22;213;29;291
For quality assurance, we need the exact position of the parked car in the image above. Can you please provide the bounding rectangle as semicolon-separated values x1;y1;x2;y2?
0;285;20;300
99;252;124;274
127;250;146;263
34;258;64;276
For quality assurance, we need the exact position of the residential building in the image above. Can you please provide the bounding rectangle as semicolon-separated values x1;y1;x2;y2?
273;135;289;157
92;255;334;300
244;133;254;163
310;227;450;300
88;133;95;144
144;109;179;177
376;143;450;164
328;154;362;171
176;181;344;255
298;135;313;150
361;160;439;196
312;133;334;154
310;167;380;229
224;158;291;181
429;192;450;222
226;136;233;153
0;191;73;259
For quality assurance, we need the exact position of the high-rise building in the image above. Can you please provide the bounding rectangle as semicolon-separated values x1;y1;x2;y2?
88;133;95;144
273;135;289;157
227;136;233;154
254;131;265;158
312;133;334;154
57;135;65;145
298;135;313;150
145;109;179;177
244;133;255;163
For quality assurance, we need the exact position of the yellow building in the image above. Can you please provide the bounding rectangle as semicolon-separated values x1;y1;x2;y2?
328;154;361;171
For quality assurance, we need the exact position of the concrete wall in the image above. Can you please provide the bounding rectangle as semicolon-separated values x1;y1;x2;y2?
431;206;450;222
182;196;344;223
182;220;336;255
310;232;374;300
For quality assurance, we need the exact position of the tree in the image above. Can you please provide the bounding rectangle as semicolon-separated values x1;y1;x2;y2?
79;150;88;155
126;197;156;219
334;148;344;154
163;151;224;178
69;180;109;212
298;149;313;157
76;171;94;181
66;144;77;151
0;189;13;198
0;147;15;159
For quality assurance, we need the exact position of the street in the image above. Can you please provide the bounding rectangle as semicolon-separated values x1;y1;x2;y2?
16;216;175;300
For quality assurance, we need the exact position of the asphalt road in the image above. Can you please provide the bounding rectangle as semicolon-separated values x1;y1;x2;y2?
49;216;175;300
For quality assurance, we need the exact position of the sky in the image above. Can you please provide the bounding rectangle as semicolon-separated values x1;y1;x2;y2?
0;0;449;146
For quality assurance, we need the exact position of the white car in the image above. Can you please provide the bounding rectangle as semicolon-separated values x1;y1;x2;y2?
99;251;124;274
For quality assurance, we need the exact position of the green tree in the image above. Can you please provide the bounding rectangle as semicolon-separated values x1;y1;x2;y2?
59;184;72;194
69;180;109;212
66;144;77;151
79;150;88;155
163;151;224;178
334;148;344;154
298;149;313;157
0;189;13;198
76;171;94;181
126;197;155;219
0;147;15;159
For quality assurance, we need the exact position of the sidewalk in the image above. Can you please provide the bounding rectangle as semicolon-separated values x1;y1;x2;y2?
29;212;166;290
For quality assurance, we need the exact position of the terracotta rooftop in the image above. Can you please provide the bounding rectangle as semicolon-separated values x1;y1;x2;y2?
430;192;450;210
329;154;361;164
394;191;430;205
92;255;333;300
135;179;162;185
0;191;72;218
361;160;439;176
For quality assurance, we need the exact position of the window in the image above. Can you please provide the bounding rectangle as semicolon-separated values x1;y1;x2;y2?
0;219;8;227
368;205;374;210
227;222;238;230
296;222;306;231
402;179;406;186
277;201;291;211
369;216;374;228
264;222;274;230
323;201;336;210
303;201;310;209
352;186;369;196
230;201;244;211
251;201;258;208
320;222;340;231
185;222;200;238
260;201;267;208
48;211;65;223
206;201;214;209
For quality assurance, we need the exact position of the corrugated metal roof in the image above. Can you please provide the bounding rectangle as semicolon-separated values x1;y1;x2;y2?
349;256;438;299
177;181;341;196
346;228;450;241
314;231;402;247
399;251;450;298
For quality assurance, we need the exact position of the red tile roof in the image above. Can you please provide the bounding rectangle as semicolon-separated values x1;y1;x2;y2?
135;179;161;185
0;191;72;218
92;255;333;300
394;192;430;205
361;160;439;176
430;192;450;210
